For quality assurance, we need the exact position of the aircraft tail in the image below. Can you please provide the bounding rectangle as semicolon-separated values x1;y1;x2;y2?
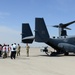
22;23;34;43
35;18;50;42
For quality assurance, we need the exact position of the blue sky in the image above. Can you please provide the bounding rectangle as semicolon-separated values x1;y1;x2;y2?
0;0;75;47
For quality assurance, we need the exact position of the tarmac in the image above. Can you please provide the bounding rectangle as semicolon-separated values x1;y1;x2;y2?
0;47;75;75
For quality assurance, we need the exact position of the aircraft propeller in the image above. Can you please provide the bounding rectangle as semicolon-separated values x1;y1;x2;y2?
52;20;75;30
52;20;75;37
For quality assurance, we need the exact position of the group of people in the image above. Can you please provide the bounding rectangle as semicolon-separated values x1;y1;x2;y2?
0;43;21;59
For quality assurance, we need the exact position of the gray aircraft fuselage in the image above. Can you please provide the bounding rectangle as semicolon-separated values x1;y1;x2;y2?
45;36;75;53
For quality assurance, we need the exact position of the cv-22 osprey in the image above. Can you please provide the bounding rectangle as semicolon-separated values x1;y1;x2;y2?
21;18;75;56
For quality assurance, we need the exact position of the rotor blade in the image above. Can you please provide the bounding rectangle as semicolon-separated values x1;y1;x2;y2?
52;25;59;28
65;27;71;30
62;21;75;27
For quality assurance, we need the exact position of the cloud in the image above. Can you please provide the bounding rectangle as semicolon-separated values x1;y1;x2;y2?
0;25;19;34
0;25;21;45
0;12;10;19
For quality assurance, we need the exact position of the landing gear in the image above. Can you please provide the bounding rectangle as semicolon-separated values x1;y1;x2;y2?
45;52;51;56
44;48;51;55
41;47;63;56
44;50;59;56
41;47;51;56
50;52;58;56
64;52;69;56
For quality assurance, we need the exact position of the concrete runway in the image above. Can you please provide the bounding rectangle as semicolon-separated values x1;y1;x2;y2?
0;47;75;75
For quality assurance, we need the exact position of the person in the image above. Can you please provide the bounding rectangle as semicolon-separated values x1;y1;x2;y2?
6;45;9;57
26;43;30;57
13;43;17;59
10;44;13;59
10;43;17;59
7;45;11;57
0;44;2;57
2;44;7;58
16;44;21;56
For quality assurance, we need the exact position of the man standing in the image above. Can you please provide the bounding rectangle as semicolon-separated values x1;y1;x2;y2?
2;44;7;58
10;44;13;59
16;44;21;56
26;43;30;57
13;43;17;59
11;43;17;59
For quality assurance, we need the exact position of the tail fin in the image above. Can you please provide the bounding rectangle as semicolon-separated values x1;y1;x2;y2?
22;23;34;43
35;18;50;42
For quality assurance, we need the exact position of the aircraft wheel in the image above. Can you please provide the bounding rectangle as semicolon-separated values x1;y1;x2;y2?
64;52;69;56
50;52;58;56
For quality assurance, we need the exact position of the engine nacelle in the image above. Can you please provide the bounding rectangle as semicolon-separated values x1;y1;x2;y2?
58;43;75;52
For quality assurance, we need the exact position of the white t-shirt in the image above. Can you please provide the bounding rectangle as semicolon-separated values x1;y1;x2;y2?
3;46;6;52
6;46;8;52
13;44;17;50
10;45;14;51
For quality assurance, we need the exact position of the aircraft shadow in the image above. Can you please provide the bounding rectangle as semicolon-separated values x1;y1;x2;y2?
39;54;63;57
39;54;75;57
